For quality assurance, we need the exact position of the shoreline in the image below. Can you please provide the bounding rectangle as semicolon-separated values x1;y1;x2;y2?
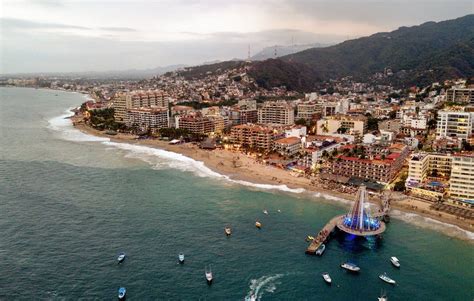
70;117;474;240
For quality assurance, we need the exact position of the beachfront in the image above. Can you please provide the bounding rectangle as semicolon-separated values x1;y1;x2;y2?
72;117;474;237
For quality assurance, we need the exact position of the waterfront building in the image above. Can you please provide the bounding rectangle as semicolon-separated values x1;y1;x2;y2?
258;101;295;125
446;88;474;103
176;114;215;135
331;144;409;184
273;137;302;157
436;110;474;140
126;107;169;132
449;153;474;206
230;124;279;152
113;92;128;123
113;90;170;123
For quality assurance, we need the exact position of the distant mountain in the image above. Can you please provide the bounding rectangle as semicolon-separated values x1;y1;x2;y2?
249;14;474;90
250;43;329;61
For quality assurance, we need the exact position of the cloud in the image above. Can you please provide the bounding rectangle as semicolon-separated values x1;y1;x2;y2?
99;27;137;32
0;17;90;31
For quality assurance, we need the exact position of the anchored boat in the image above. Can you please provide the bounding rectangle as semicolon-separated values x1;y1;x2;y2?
322;272;332;284
117;252;126;263
178;253;184;264
341;262;360;272
205;266;213;284
224;226;232;236
390;256;400;268
255;221;262;229
379;273;396;284
316;244;326;256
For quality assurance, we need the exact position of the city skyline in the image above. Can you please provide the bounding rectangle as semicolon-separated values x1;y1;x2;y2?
1;0;472;73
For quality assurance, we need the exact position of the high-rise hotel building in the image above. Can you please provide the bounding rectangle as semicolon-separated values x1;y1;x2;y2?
258;101;295;125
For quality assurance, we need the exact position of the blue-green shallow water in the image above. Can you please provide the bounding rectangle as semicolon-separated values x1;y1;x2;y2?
0;87;473;300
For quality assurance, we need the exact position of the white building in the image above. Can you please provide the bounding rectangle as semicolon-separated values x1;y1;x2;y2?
273;137;302;157
450;154;474;205
436;110;474;140
126;107;170;132
258;101;295;125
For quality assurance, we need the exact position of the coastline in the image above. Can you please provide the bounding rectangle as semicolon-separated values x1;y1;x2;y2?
70;117;474;240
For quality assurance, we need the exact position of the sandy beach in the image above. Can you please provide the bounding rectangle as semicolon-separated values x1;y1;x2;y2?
72;117;474;238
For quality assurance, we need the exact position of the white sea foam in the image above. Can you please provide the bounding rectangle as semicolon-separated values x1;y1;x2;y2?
391;209;474;240
245;274;284;300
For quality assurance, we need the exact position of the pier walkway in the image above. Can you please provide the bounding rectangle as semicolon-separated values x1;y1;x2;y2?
305;215;343;255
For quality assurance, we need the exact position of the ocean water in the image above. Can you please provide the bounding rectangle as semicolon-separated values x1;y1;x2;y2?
0;87;473;300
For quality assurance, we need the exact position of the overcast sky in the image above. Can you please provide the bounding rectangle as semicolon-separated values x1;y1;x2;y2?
1;0;472;74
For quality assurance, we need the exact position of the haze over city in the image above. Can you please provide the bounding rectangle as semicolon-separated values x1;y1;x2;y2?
1;0;472;73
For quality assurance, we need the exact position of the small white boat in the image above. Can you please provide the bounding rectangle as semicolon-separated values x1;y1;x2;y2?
390;256;400;268
316;244;326;256
117;252;126;263
118;287;126;299
379;273;396;284
322;272;332;284
263;209;268;215
341;262;360;272
205;266;213;284
255;221;262;229
178;253;184;264
277;209;281;213
224;227;232;236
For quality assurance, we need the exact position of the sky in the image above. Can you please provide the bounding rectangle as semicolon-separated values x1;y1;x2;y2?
1;0;472;74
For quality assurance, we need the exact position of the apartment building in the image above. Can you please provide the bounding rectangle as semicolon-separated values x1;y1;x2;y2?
126;107;169;132
446;88;474;104
316;114;367;136
436;110;474;140
296;102;321;121
273;137;302;157
230;124;278;152
258;101;295;125
113;92;128;122
176;115;215;135
449;154;474;205
113;90;169;123
406;153;453;184
331;144;409;184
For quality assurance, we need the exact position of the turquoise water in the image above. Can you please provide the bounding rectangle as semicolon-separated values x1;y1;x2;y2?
0;87;473;300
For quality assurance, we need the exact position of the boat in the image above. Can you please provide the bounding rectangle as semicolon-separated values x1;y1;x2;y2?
341;262;360;272
316;244;326;256
263;209;268;215
322;272;332;284
255;221;262;229
379;273;396;284
205;266;213;284
118;287;126;299
306;235;314;242
117;252;126;263
245;294;257;301
277;209;281;213
178;253;184;264
224;226;232;236
390;256;400;268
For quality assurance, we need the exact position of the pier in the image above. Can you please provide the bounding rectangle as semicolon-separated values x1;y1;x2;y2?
306;215;343;254
306;185;389;254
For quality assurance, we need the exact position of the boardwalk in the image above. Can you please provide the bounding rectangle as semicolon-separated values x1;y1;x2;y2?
306;215;343;255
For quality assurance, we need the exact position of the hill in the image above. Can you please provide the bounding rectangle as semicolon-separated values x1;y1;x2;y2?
250;43;329;61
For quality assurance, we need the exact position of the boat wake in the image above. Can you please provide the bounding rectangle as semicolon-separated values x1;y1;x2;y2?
245;274;284;300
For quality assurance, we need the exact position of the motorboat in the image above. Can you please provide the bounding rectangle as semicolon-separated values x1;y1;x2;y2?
255;221;262;229
118;287;126;299
379;273;396;284
117;252;126;263
322;272;332;284
341;262;360;272
263;209;268;215
178;253;184;264
224;226;232;236
390;256;400;268
316;244;326;256
205;266;213;284
277;209;281;213
245;294;257;301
